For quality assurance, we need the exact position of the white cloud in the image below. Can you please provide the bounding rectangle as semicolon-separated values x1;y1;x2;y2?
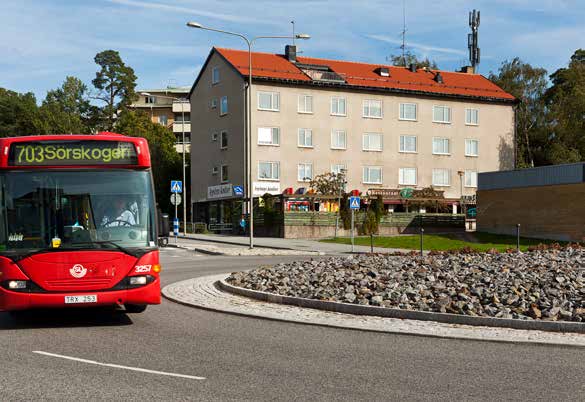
366;34;467;56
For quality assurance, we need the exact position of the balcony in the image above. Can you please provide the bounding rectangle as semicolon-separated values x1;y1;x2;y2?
173;122;191;133
175;143;191;154
172;100;190;113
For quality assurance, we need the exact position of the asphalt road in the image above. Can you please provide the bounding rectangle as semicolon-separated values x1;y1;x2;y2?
1;247;584;401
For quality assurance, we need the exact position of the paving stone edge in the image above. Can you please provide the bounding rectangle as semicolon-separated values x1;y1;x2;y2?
218;279;585;334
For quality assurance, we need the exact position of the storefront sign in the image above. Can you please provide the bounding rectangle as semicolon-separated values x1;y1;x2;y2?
368;189;401;198
460;194;477;204
368;187;444;200
207;183;233;200
253;182;280;196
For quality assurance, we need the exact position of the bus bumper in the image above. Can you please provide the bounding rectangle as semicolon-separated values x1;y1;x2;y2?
0;278;161;312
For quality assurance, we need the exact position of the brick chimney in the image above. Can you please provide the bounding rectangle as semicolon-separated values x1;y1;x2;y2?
285;45;297;63
460;65;475;74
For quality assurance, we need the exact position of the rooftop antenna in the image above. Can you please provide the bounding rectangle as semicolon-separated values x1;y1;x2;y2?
468;9;480;70
400;0;407;66
291;20;295;46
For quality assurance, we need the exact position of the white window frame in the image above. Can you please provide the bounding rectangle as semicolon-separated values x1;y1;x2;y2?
465;139;479;157
212;67;220;85
399;103;417;121
298;128;313;148
220;96;228;116
432;137;450;155
297;163;313;182
465;108;479;126
258;127;280;146
399;168;417;186
362;166;383;184
298;95;313;114
220;164;228;183
432;105;451;124
465;170;478;188
258;91;280;111
331;164;347;176
258;161;280;181
220;130;228;149
399;135;417;153
158;115;168;126
331;130;347;150
362;132;383;152
362;99;383;119
330;97;347;116
432;168;451;187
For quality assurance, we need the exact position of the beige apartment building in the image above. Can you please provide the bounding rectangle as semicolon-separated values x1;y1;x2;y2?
189;46;516;226
130;86;191;153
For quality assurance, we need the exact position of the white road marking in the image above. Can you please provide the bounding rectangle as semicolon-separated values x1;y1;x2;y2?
32;351;205;380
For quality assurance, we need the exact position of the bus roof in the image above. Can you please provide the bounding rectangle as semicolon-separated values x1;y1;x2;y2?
0;133;151;169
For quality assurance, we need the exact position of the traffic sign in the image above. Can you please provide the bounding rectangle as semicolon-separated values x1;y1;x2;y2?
170;193;182;205
171;180;183;194
233;185;244;197
349;196;361;210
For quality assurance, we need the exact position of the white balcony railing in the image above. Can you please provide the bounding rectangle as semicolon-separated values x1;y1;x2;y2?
173;122;191;133
174;143;191;154
172;101;190;113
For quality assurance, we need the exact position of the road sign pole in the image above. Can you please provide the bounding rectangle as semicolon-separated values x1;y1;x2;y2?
174;203;178;244
351;208;354;253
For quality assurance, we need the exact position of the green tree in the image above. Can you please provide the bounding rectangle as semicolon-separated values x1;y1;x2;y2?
389;51;438;69
115;110;181;213
489;58;549;167
309;172;346;195
544;49;585;164
36;76;92;134
0;88;40;137
92;50;137;130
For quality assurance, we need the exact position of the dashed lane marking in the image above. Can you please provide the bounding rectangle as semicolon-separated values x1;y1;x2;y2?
32;351;206;380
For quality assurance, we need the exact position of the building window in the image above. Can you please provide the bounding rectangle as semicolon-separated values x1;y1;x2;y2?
465;170;478;188
432;137;450;155
258;127;280;146
298;95;313;113
220;131;228;149
210;99;218;109
174;113;191;123
220;96;228;115
363;166;383;184
433;105;451;123
465;108;479;125
221;165;228;183
362;133;383;151
212;67;220;85
399;135;417;153
363;99;382;118
465;139;479;156
298;163;313;182
399;103;417;121
298;128;313;148
331;97;346;116
145;96;156;104
331;130;347;149
331;164;347;175
432;169;450;186
258;161;280;180
399;168;417;185
158;115;168;126
258;91;280;111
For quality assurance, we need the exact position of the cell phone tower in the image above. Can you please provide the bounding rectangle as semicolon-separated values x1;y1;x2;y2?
468;9;480;69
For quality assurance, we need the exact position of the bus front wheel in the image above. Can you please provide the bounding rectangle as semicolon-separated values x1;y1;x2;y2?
125;304;147;313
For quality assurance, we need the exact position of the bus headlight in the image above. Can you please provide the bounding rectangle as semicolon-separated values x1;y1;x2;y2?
8;280;27;289
129;276;147;286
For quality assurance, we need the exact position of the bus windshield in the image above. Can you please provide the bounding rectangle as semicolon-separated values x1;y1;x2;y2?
0;170;156;253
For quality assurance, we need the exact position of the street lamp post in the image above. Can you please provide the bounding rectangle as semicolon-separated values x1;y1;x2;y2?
187;22;309;249
140;92;189;236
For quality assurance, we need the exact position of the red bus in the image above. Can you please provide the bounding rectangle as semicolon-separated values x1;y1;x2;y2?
0;133;161;313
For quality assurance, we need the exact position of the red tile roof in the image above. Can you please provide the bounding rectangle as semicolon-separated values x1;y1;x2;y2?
214;47;515;102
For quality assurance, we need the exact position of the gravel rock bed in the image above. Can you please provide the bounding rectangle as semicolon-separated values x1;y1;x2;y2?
227;249;585;322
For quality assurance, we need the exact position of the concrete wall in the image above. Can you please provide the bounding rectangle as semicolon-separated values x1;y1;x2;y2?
477;183;585;242
190;52;246;205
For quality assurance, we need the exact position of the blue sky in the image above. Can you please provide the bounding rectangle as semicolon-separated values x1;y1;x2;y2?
1;0;584;100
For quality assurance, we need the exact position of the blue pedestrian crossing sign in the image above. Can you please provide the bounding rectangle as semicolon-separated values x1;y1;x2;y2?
233;185;244;197
349;196;361;210
171;180;183;194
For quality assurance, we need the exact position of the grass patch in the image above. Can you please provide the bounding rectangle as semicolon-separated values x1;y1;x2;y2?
321;232;566;252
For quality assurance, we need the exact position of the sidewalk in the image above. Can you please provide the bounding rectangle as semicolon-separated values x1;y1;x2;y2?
176;232;404;255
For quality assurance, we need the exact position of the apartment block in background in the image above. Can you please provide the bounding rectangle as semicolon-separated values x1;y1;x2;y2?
188;46;516;226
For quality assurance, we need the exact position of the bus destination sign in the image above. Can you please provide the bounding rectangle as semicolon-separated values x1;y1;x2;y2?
9;141;138;166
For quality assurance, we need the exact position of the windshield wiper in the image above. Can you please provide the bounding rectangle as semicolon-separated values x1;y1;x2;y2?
71;240;137;256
